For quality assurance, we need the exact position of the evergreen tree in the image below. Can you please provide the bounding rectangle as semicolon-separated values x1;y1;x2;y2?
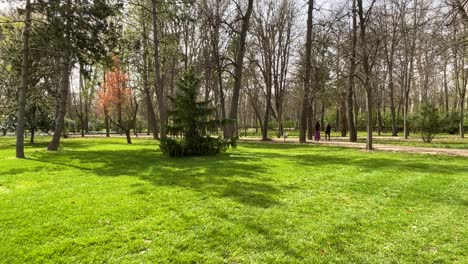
161;67;236;157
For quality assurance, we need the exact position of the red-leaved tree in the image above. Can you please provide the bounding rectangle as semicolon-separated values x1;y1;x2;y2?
98;65;138;144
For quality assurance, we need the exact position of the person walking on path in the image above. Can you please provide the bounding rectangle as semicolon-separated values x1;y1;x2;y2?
325;122;331;141
314;121;321;141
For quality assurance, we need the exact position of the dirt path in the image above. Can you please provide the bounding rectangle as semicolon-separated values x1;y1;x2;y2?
240;137;468;157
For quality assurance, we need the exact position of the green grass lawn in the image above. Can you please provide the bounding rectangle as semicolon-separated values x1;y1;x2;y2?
0;137;467;263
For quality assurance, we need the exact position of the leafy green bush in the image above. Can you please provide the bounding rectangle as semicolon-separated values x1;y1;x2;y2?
0;115;16;136
89;119;105;132
442;111;460;135
63;118;77;138
160;136;237;157
414;103;441;143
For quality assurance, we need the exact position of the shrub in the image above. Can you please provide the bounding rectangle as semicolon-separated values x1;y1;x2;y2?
414;103;441;143
160;136;237;157
63;118;77;138
442;111;460;135
0;115;16;136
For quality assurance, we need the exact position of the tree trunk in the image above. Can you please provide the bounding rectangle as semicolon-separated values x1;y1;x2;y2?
211;2;226;120
151;0;168;139
461;96;466;138
307;102;314;140
357;0;374;150
299;0;315;143
30;129;35;144
389;76;397;136
365;90;373;150
377;101;383;136
142;22;159;140
443;61;449;113
320;103;325;129
79;64;85;137
340;100;348;137
125;130;132;144
48;0;71;151
347;0;358;142
16;0;31;159
262;89;272;141
225;0;254;139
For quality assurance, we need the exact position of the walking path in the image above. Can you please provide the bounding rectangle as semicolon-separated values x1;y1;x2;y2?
240;137;468;157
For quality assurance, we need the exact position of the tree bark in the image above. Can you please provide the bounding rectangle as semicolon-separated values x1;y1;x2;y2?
225;0;254;139
48;0;71;151
125;130;132;144
79;64;85;137
299;0;314;143
142;22;159;140
210;1;226;120
340;100;348;137
357;0;375;150
347;0;358;142
307;102;314;140
16;0;31;158
151;0;168;139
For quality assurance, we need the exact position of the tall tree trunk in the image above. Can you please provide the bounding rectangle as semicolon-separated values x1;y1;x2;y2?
16;0;31;158
461;96;466;138
105;112;110;137
443;60;449;113
142;22;159;140
403;59;413;139
102;69;110;137
211;1;226;120
347;0;358;142
151;0;168;139
335;106;340;133
357;0;374;150
389;73;397;136
365;91;373;150
48;0;71;151
340;100;348;137
79;64;85;137
262;86;272;141
403;0;417;140
320;103;325;129
225;0;254;139
29;103;36;144
377;100;383;136
299;0;314;143
307;102;314;140
30;129;35;144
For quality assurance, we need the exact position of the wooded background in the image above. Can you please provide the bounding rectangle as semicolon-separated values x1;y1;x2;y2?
1;0;467;157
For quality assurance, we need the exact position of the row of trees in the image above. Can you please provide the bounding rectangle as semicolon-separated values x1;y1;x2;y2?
1;0;468;157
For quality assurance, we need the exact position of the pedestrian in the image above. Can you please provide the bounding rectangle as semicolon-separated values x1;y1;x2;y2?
314;121;321;141
325;122;331;141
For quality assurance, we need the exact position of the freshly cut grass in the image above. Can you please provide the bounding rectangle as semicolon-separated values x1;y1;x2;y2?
0;137;467;263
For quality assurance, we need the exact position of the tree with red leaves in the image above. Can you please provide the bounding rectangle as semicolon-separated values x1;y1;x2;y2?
98;64;138;144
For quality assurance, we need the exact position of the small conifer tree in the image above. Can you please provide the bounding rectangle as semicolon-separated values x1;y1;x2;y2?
415;103;441;143
160;67;236;156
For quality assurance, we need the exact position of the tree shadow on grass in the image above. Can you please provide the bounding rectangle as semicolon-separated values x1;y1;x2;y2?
30;148;282;208
15;142;468;260
27;143;468;207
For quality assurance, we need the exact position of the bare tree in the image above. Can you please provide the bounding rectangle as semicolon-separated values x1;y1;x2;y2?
151;0;167;139
225;0;254;139
299;0;314;143
357;0;377;150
